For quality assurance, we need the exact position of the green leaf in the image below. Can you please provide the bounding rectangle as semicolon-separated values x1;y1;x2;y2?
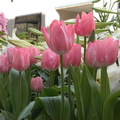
113;98;120;120
81;67;92;120
9;68;29;117
103;90;120;120
70;65;84;120
17;102;35;120
95;29;110;34
85;65;102;120
1;110;16;120
28;27;43;36
92;0;100;3
88;30;95;42
0;113;5;120
96;22;117;28
0;81;9;111
92;7;117;14
39;96;70;120
42;87;58;97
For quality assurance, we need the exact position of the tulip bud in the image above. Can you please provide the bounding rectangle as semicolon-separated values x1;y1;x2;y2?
30;77;44;92
41;20;74;55
28;46;40;64
41;48;60;71
63;44;81;68
85;37;119;68
0;53;12;73
75;12;95;37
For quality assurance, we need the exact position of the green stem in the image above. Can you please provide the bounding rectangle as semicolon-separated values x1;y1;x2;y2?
60;55;64;120
68;69;75;120
76;35;79;44
84;37;87;62
93;68;98;81
49;71;55;87
18;71;21;117
100;66;110;106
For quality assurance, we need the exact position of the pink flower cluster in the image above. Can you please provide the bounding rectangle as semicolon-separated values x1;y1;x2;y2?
41;12;119;70
0;12;8;34
0;46;40;73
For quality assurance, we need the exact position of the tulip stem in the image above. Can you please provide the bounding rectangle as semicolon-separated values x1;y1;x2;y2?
60;55;64;120
49;71;55;87
100;66;110;106
18;71;21;117
84;37;87;62
76;35;79;44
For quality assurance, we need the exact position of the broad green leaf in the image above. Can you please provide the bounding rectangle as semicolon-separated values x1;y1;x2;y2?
70;65;84;120
85;65;102;120
96;22;117;28
9;68;29;117
103;90;120;120
28;27;43;36
88;30;95;42
17;101;35;120
95;29;110;34
0;81;9;111
92;7;117;14
113;98;120;120
81;67;92;120
1;110;16;120
0;113;5;120
42;87;58;97
39;96;70;120
92;0;100;3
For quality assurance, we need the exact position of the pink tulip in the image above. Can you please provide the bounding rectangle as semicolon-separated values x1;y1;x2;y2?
28;46;40;64
30;77;44;92
63;44;81;68
7;47;30;71
41;48;60;71
0;53;11;73
41;20;74;55
74;12;95;37
85;37;119;68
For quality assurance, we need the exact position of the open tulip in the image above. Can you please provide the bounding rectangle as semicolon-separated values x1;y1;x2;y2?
41;20;74;55
63;44;81;68
41;48;60;71
30;77;44;92
74;12;95;37
7;47;30;71
0;53;11;73
85;37;119;68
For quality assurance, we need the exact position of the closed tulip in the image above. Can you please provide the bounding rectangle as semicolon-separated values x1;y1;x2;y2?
30;77;44;92
0;53;12;73
75;12;95;37
41;48;60;71
7;47;30;71
63;44;81;68
85;37;119;68
41;20;74;55
28;46;40;64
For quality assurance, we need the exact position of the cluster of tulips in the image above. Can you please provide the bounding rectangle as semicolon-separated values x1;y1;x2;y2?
0;11;120;120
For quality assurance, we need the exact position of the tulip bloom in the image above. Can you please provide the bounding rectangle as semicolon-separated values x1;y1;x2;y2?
85;37;119;68
28;46;40;64
41;20;74;55
74;12;95;37
63;44;81;68
0;53;11;73
41;48;60;71
30;77;44;92
7;47;30;71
